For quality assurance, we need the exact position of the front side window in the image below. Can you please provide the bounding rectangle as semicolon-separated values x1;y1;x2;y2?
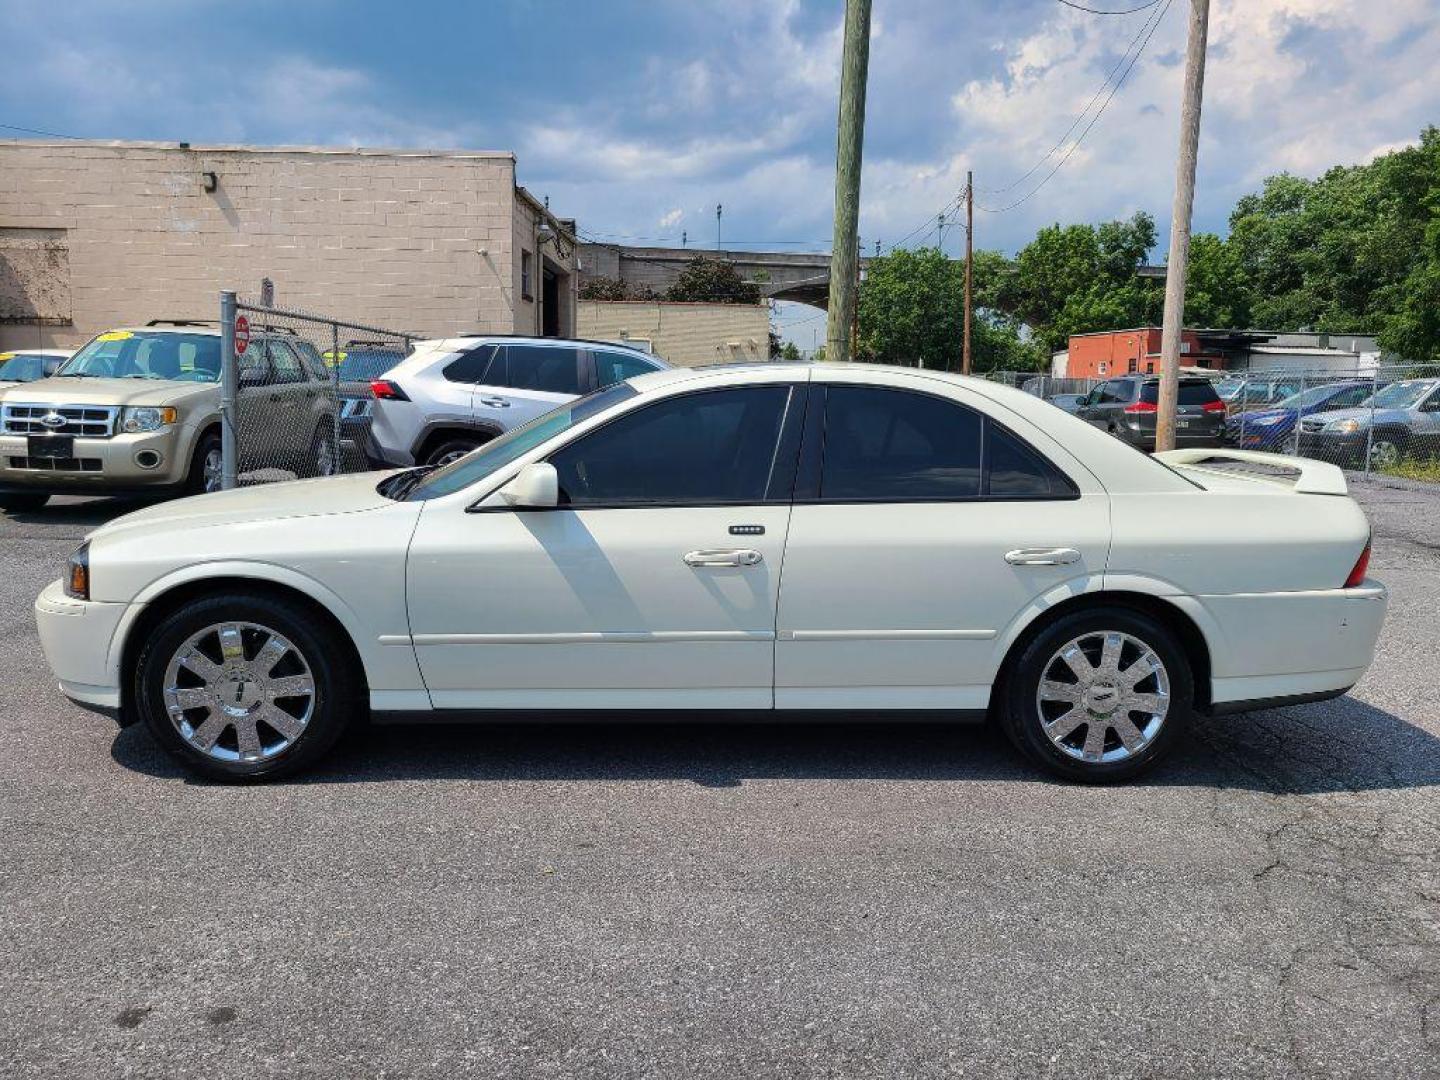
490;345;583;395
548;386;793;507
819;386;982;500
593;350;658;388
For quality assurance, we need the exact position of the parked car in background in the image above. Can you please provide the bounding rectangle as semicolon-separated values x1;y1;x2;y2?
1216;377;1302;414
36;363;1384;784
1296;377;1440;468
1225;380;1379;450
315;340;412;453
1075;375;1226;450
1046;393;1087;414
0;322;339;512
0;348;71;389
367;335;667;467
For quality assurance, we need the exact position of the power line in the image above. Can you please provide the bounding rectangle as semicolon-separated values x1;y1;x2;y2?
981;0;1169;197
0;121;82;140
1054;0;1161;13
976;0;1174;215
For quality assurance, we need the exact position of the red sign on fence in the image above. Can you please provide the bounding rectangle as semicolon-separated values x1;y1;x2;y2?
234;314;250;356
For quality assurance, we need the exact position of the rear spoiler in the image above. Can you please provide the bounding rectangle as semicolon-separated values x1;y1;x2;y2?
1153;448;1348;495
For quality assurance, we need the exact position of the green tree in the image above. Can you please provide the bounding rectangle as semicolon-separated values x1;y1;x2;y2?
1181;233;1251;328
665;256;762;304
578;276;654;301
856;246;1043;373
779;341;803;361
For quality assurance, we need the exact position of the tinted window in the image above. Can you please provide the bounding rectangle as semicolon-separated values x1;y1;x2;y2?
1139;380;1220;406
548;386;792;506
336;349;404;382
819;386;982;500
1098;381;1129;404
443;344;498;384
593;350;657;388
265;340;306;384
491;344;583;395
987;423;1072;498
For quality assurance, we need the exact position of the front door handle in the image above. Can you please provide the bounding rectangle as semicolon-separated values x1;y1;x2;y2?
683;549;763;568
478;396;511;408
1005;547;1081;566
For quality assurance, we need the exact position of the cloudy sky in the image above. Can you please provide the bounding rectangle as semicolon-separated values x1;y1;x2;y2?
1;0;1435;344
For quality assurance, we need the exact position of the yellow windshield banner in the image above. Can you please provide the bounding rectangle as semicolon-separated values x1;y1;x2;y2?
95;331;134;342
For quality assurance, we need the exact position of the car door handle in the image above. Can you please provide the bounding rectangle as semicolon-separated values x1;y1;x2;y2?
1005;547;1081;566
478;396;511;408
683;549;763;568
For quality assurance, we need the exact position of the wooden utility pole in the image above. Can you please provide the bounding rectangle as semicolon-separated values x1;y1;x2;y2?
1156;0;1211;451
962;171;974;376
825;0;872;363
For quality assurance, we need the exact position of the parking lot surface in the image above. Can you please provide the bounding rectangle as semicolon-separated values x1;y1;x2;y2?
1;479;1437;1079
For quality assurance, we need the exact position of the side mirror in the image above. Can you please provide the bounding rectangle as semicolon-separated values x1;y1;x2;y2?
499;462;558;509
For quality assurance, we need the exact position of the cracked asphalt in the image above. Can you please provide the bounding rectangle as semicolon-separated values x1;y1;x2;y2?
1;477;1436;1079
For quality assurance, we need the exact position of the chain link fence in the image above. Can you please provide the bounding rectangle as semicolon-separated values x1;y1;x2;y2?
987;364;1440;482
219;292;416;489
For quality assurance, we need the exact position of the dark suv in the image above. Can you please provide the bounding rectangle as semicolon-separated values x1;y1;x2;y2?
1076;375;1226;451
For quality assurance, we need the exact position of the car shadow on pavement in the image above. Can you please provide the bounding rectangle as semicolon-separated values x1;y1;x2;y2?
7;497;162;529
110;696;1439;795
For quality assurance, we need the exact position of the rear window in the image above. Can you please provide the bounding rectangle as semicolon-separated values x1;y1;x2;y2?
1139;381;1219;406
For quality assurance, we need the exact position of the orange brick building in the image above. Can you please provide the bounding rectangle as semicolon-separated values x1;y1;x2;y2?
1064;327;1227;379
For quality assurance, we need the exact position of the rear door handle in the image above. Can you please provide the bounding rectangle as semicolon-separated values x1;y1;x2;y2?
478;396;511;408
1005;547;1081;566
684;549;763;568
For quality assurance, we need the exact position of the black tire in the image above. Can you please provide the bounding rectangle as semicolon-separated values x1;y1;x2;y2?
185;429;223;496
133;592;361;782
300;425;338;478
424;437;481;467
1366;429;1409;471
0;491;50;513
999;606;1193;783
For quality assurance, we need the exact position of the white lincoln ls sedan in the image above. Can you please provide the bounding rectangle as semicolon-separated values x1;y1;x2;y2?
35;363;1386;783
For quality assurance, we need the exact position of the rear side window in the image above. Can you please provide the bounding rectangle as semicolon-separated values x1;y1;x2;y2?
490;344;583;395
443;344;498;384
820;386;983;500
986;423;1074;498
1139;381;1220;406
593;350;657;388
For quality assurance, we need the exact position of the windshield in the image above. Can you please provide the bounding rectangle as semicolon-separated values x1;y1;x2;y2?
1277;383;1356;411
1363;380;1434;411
59;331;221;382
337;350;404;382
403;383;639;501
0;352;60;382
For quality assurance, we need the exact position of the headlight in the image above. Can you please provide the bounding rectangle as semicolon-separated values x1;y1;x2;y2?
1251;415;1283;426
120;406;178;433
64;542;90;600
1324;418;1361;435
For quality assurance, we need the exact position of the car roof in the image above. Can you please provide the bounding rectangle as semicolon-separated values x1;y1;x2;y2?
421;333;656;355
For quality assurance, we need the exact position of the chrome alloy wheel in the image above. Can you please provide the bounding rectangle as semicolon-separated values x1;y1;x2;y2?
202;447;224;493
162;622;316;763
314;434;337;476
1035;631;1171;764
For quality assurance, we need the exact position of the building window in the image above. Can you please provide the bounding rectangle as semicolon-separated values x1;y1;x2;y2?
1097;361;1108;375
521;250;534;301
1145;362;1155;373
1127;359;1137;374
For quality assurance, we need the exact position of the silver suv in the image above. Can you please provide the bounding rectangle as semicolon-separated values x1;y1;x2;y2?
367;336;667;467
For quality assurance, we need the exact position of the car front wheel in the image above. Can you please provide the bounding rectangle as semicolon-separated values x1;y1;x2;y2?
133;592;359;782
1000;606;1193;783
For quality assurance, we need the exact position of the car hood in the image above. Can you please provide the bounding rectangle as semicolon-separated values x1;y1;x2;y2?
1229;406;1290;423
1302;406;1405;426
91;471;401;541
4;377;218;408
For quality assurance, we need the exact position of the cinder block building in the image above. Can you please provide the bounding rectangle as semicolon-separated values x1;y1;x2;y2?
0;140;578;351
576;299;771;367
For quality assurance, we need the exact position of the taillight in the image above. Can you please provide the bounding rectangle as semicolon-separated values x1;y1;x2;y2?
1123;400;1157;414
1201;399;1227;413
1344;540;1371;588
370;379;409;401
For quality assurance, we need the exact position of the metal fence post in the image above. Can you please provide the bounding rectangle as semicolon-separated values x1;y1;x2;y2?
330;321;342;471
1362;368;1378;480
219;291;238;491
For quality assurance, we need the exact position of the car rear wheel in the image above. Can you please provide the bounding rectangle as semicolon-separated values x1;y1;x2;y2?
1000;606;1193;783
134;592;360;782
301;426;338;478
0;491;50;513
424;438;480;467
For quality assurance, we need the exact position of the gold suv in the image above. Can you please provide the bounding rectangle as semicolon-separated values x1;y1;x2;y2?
0;321;339;511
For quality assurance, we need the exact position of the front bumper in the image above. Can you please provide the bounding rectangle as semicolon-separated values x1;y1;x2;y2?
1296;431;1364;465
34;579;134;711
0;428;189;491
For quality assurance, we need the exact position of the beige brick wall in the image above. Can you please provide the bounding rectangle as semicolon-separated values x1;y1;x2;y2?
577;300;772;367
0;140;577;351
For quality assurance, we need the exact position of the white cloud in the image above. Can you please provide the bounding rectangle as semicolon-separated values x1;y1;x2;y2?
658;208;684;229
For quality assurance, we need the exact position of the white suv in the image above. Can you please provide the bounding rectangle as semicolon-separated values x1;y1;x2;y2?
367;336;667;467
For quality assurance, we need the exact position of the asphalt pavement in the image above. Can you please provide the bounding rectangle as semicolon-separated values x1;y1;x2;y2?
1;478;1436;1079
